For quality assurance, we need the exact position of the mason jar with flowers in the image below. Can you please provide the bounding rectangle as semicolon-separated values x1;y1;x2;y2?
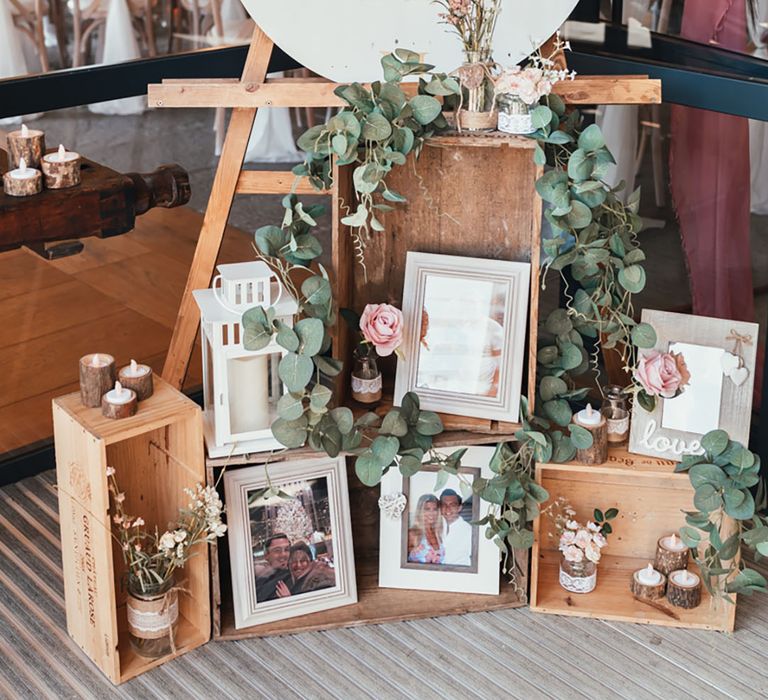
546;497;618;593
107;467;227;658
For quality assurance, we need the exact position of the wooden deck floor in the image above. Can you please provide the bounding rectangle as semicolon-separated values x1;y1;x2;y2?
0;207;254;457
0;469;767;699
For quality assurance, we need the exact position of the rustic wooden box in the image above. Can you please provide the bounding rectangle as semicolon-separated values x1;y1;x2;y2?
206;452;527;640
52;377;210;683
530;449;737;631
331;132;542;435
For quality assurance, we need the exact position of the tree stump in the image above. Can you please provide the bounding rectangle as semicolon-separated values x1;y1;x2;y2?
101;385;138;419
7;127;45;169
572;406;608;465
3;167;42;197
654;536;689;576
79;353;116;407
630;568;666;601
666;569;702;609
41;150;81;189
118;361;154;401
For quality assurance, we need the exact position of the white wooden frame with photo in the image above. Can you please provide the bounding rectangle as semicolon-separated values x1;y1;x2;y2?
379;446;500;595
224;456;357;628
628;309;759;462
394;252;531;423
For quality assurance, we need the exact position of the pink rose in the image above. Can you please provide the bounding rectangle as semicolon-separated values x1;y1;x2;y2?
634;350;691;398
359;303;403;357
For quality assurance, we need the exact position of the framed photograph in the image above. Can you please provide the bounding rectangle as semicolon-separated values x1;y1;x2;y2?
379;446;500;595
394;252;531;423
629;309;759;462
224;456;357;629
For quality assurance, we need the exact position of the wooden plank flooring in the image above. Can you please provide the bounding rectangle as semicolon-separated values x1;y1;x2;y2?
1;469;767;699
0;207;255;457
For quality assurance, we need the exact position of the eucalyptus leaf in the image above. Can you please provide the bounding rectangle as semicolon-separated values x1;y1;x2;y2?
416;411;443;436
372;435;400;466
295;317;324;356
277;392;305;421
631;322;657;349
278;353;315;393
701;430;729;457
578;123;605;152
309;384;332;411
540;376;568;402
381;409;409;437
271;416;308;448
242;306;273;351
569;423;594;449
409;95;442;125
275;321;299;352
618;265;646;293
543;399;572;427
314;355;343;377
355;450;384;486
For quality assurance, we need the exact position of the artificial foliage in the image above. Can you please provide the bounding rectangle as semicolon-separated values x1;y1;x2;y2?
675;430;768;599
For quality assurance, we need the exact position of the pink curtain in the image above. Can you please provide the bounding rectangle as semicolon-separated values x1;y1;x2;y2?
669;0;754;322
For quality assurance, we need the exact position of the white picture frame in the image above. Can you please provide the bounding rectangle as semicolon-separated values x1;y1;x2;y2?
224;456;357;629
379;446;500;595
628;309;759;462
394;252;531;424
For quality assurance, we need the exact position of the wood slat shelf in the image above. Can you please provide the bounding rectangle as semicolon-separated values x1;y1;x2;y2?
148;75;661;109
530;448;737;632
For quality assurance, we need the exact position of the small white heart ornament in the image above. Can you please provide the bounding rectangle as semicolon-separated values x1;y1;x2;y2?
378;492;406;520
720;352;741;374
729;366;749;386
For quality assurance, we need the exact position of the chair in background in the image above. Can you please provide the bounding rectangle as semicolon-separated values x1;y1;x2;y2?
9;0;50;71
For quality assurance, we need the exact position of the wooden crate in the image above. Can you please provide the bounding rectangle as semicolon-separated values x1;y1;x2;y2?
331;132;542;437
530;449;737;631
207;455;527;640
52;377;210;684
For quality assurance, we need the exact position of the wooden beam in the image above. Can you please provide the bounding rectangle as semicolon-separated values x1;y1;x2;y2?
235;171;330;195
148;75;661;109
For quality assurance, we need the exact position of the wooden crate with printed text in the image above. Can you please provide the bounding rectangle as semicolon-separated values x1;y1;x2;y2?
52;378;210;684
530;448;737;631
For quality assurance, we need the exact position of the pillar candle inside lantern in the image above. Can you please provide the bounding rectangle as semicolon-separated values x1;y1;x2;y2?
227;355;271;434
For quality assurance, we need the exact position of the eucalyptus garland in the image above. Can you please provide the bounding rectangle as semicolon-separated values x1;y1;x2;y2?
240;51;660;559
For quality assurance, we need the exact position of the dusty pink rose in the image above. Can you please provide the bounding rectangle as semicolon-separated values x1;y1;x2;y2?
560;530;576;547
360;303;403;357
584;541;601;563
574;529;592;549
634;350;691;398
562;545;584;563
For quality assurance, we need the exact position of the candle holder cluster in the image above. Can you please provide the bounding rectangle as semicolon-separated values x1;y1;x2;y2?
78;353;154;420
630;532;702;609
3;124;81;198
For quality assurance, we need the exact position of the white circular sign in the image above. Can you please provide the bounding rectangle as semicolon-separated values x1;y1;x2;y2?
239;0;579;82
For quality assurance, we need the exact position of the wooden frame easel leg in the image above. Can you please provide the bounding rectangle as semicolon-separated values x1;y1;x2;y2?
162;27;274;389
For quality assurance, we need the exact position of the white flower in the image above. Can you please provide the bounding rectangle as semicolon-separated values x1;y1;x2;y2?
115;492;125;503
173;529;187;543
563;545;583;563
213;523;227;537
574;529;591;549
587;521;600;532
593;532;608;549
106;466;115;477
113;514;123;524
560;531;576;547
134;517;144;527
175;543;185;558
134;543;142;552
159;532;176;551
584;541;601;563
566;520;579;530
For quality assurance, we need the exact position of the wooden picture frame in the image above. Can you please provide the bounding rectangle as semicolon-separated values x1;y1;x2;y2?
394;252;531;423
628;310;759;462
379;446;500;595
223;456;357;629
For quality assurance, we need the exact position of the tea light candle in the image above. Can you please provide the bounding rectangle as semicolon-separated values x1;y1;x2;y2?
3;157;43;197
667;569;702;609
654;533;689;575
101;381;138;419
117;359;154;401
572;403;608;465
41;144;81;189
7;123;45;169
79;353;116;407
630;562;666;600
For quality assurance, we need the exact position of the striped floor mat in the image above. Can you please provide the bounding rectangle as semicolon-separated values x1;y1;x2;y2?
1;470;767;699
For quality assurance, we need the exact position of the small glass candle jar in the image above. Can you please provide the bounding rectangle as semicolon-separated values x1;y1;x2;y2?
601;385;630;445
351;354;382;404
496;93;534;135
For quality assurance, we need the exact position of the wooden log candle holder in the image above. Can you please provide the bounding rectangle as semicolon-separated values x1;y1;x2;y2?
572;404;608;465
118;359;154;400
654;533;689;576
3;158;42;197
667;569;702;609
41;145;81;189
7;124;45;169
630;563;666;601
101;381;138;419
79;353;116;407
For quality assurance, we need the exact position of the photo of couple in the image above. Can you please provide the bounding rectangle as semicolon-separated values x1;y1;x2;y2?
248;477;337;604
403;468;480;573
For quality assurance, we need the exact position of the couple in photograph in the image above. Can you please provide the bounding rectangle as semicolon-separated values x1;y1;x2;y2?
254;534;336;602
407;489;472;567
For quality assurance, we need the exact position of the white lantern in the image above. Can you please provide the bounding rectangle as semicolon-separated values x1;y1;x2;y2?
193;261;298;457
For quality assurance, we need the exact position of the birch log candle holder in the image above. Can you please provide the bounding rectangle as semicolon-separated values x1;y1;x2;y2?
79;353;116;407
572;404;608;465
101;381;138;419
654;533;689;576
7;124;45;169
41;144;81;189
118;359;154;400
3;158;43;197
630;563;666;601
667;569;702;609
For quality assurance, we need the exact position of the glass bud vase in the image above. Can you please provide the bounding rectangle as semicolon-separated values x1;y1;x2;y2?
351;354;382;404
559;556;598;594
497;93;534;135
126;576;179;658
